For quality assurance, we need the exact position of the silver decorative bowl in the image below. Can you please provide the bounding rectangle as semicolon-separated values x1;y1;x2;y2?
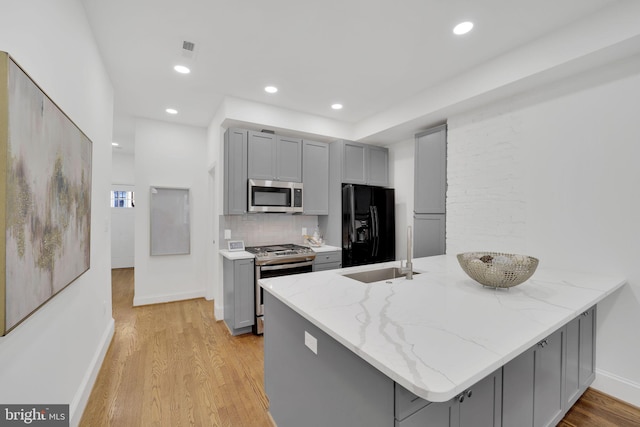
457;252;539;289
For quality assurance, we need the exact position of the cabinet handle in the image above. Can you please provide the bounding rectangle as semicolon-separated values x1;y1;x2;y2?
537;339;548;348
582;311;589;317
457;393;465;403
466;390;473;399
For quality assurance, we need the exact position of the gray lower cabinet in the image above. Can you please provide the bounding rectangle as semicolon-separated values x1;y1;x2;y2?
312;250;341;271
223;128;248;215
302;140;329;215
502;327;565;427
413;214;445;257
395;369;502;427
223;257;255;336
265;293;594;427
565;306;596;408
265;292;394;427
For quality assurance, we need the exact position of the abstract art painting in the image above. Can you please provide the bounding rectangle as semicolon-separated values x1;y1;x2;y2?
0;52;92;335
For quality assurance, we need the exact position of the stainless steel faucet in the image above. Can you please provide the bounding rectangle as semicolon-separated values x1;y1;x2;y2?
399;225;413;280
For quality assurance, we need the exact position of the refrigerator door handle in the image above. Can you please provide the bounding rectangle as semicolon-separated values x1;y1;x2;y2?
371;206;379;257
349;185;356;244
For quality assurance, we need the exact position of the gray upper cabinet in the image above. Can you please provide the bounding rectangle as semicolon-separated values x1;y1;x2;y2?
248;131;302;182
277;135;303;182
248;131;277;180
342;141;367;184
341;140;389;187
224;128;248;215
302;140;329;215
414;124;446;214
368;145;389;187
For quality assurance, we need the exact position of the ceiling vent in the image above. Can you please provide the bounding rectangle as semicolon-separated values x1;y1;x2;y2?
181;40;197;59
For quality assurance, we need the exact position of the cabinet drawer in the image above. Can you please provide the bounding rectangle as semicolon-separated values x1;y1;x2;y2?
313;262;342;272
395;383;429;421
314;250;341;264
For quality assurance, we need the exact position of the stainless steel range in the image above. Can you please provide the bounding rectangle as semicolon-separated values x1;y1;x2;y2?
246;244;316;334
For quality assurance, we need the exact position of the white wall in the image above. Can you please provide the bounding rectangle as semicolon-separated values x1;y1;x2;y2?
387;138;414;260
134;118;208;306
446;56;640;405
112;151;134;185
0;1;114;425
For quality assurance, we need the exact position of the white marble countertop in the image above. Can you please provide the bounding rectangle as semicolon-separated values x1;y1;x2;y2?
309;245;341;253
260;254;626;402
219;249;254;260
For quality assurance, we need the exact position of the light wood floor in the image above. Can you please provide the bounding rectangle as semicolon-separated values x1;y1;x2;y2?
80;268;272;426
81;268;640;426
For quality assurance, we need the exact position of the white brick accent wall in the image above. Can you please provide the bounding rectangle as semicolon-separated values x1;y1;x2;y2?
447;105;527;255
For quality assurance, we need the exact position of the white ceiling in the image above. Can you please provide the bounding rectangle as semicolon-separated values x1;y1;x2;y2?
81;0;621;153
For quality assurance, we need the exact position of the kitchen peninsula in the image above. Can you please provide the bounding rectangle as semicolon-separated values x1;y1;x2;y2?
260;255;626;427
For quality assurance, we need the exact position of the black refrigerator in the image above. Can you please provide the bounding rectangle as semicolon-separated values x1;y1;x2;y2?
342;184;395;267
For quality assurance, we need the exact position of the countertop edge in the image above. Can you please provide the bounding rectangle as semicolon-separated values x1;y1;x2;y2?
261;259;627;403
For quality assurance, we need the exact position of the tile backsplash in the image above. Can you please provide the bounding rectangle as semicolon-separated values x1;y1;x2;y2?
220;214;321;248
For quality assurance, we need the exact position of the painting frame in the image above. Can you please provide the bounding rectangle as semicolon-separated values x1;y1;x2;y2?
0;51;93;336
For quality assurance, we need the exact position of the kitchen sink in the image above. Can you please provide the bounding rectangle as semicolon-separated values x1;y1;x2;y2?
342;267;420;284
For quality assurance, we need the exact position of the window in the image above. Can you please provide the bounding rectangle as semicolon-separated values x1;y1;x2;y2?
111;190;135;208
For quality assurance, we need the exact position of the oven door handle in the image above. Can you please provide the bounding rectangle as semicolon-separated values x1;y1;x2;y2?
259;260;315;271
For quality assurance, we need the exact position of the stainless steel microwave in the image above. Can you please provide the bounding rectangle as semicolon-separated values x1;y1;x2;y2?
248;179;303;213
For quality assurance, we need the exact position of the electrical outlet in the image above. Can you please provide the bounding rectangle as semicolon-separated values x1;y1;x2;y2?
305;331;318;355
302;227;307;236
224;229;231;239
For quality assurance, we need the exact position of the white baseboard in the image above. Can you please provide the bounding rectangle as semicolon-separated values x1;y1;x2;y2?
69;318;115;426
214;303;224;321
133;290;205;306
593;368;640;407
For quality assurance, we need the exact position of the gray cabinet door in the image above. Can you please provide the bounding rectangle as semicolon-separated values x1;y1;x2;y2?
223;128;248;215
223;257;254;335
303;140;329;214
277;135;302;182
579;307;596;389
396;369;501;427
566;306;596;408
233;258;255;329
342;141;367;184
534;328;564;427
503;345;535;427
413;214;445;257
248;130;277;180
502;328;564;427
368;145;389;187
415;124;446;214
312;250;341;271
459;369;502;427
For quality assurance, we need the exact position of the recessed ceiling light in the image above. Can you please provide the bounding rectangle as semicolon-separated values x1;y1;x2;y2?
331;103;343;110
453;21;474;35
174;65;191;74
166;108;178;115
112;142;119;146
265;86;278;94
